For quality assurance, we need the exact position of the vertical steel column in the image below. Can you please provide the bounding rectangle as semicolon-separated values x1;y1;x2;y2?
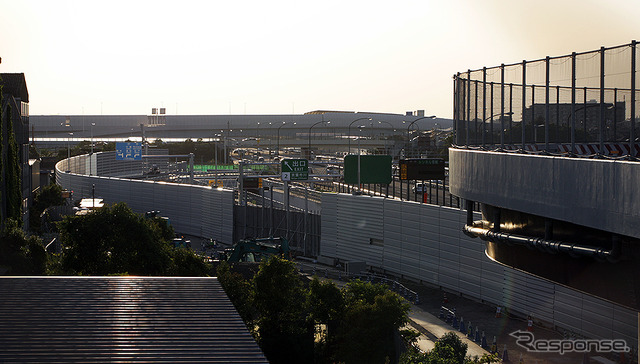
304;186;308;255
600;46;605;154
571;52;577;155
269;182;274;236
522;60;527;151
475;81;479;145
492;207;501;233
189;153;194;184
238;161;244;206
454;73;459;145
545;56;550;151
614;88;618;141
284;180;290;241
631;40;636;159
500;64;505;149
490;82;494;145
466;70;472;146
556;86;561;142
509;84;513;145
482;67;487;147
466;199;474;226
583;87;588;141
261;187;265;237
532;85;536;143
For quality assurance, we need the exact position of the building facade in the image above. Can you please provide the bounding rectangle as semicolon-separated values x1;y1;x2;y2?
1;73;31;228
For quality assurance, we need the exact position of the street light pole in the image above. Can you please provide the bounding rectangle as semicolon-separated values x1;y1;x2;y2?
348;117;372;154
90;122;95;176
67;132;73;160
308;120;330;160
357;125;364;193
479;111;513;149
276;121;287;156
378;121;396;155
67;132;73;172
405;115;436;158
564;103;613;155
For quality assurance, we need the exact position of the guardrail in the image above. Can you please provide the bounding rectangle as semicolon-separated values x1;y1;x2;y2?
297;262;420;304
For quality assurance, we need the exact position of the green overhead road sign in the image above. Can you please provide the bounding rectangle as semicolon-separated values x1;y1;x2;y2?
344;155;392;184
281;159;308;181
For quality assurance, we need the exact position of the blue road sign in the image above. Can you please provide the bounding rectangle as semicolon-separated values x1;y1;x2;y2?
116;142;142;161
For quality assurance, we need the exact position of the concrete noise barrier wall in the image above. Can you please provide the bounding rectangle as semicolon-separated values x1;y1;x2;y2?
320;193;636;345
55;153;234;244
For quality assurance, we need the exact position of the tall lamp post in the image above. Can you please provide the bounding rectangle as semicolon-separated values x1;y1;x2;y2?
90;122;95;175
67;132;73;160
348;117;372;154
256;122;261;151
564;103;613;155
405;115;436;158
66;132;73;172
478;111;513;149
308;120;330;159
276;121;293;157
378;121;396;154
356;125;365;194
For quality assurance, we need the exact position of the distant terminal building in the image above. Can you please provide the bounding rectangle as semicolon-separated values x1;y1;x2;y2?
30;110;452;158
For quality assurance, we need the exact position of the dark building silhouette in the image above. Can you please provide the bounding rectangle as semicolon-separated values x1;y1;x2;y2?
1;73;31;227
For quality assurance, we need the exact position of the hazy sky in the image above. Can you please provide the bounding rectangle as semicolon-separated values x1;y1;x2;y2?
1;0;638;117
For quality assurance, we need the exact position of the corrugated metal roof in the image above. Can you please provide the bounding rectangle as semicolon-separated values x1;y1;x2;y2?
0;277;267;363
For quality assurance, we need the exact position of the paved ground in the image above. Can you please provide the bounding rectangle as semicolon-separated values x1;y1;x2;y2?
400;278;635;364
298;260;635;363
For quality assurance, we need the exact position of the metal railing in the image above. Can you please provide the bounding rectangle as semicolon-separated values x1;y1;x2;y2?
453;41;640;159
297;262;420;304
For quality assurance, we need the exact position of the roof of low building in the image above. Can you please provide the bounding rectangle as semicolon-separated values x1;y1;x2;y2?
0;276;267;363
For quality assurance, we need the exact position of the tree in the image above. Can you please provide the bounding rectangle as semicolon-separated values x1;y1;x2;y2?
0;218;47;275
399;331;499;364
333;280;411;364
252;255;313;364
216;260;414;364
307;277;344;363
58;202;208;276
168;246;211;276
216;261;253;324
29;183;65;233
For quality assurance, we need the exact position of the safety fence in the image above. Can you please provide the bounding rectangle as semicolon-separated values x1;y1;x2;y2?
454;41;640;158
234;205;321;257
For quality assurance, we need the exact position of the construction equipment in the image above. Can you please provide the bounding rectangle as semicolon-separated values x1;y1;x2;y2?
224;237;290;263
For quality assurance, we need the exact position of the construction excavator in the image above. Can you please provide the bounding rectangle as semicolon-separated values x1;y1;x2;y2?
222;237;290;263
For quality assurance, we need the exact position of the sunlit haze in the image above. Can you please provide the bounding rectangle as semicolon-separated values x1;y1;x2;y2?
1;0;638;117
